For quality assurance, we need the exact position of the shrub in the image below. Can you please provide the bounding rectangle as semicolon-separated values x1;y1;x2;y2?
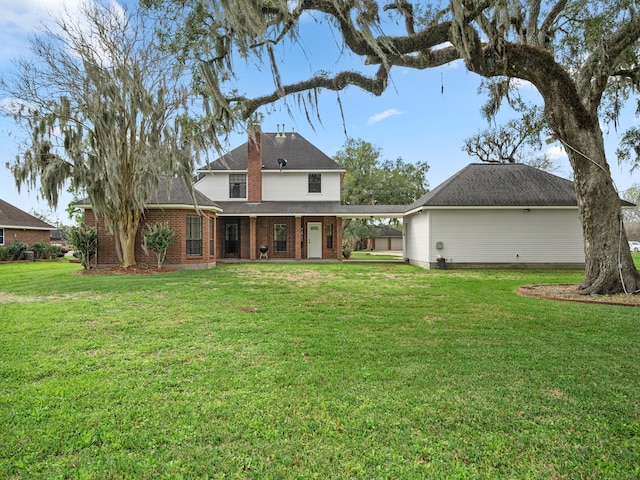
6;241;27;261
67;224;97;269
342;247;352;259
31;242;52;260
50;245;65;258
0;246;7;261
142;222;177;269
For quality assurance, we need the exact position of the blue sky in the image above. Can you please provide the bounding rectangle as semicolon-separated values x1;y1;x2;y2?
1;0;638;224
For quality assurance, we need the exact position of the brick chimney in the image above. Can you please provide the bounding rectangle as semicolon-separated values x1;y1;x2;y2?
247;124;262;203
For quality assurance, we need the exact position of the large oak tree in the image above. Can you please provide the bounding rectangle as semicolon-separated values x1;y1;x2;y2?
149;0;640;294
2;1;200;268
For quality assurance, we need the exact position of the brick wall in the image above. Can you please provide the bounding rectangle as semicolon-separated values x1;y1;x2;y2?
2;228;51;246
85;208;216;269
257;216;297;259
215;216;342;260
302;217;342;260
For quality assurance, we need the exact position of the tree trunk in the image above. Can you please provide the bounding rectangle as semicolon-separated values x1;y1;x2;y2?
116;211;141;268
552;116;640;294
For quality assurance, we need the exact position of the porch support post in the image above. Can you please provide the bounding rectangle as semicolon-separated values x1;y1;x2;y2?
295;216;302;261
336;216;343;261
249;216;257;260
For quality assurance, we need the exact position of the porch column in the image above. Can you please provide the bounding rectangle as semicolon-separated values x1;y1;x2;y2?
249;216;257;260
336;217;343;261
295;216;302;261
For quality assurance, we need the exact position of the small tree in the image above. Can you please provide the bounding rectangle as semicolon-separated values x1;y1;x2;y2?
141;222;177;270
67;223;97;270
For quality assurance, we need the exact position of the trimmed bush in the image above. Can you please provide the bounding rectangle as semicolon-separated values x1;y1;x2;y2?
142;222;177;270
31;242;52;260
6;241;27;261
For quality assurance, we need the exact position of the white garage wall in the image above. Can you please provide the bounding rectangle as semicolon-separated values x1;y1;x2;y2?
428;208;585;264
404;211;431;268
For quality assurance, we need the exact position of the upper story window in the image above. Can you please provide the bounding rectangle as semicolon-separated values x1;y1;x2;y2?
229;174;247;198
308;173;321;193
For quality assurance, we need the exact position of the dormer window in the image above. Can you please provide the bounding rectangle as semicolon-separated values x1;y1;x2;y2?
308;173;321;193
229;174;247;198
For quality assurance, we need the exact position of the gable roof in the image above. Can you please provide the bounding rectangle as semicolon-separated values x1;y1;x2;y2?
409;163;581;209
0;199;55;230
202;132;345;171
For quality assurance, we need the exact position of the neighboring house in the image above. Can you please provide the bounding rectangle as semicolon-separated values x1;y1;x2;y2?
404;163;591;269
367;227;403;251
0;198;55;246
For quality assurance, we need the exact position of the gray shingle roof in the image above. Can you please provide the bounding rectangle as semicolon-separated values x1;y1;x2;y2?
149;177;220;209
76;177;221;210
0;199;55;230
409;163;580;209
202;132;345;171
376;227;403;237
216;201;406;217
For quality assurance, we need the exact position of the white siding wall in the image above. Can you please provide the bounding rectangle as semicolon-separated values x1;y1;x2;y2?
404;211;430;267
195;174;240;201
425;208;585;265
195;171;342;202
262;171;342;201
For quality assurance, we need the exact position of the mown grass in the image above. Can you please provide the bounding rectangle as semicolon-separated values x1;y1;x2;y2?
1;259;639;479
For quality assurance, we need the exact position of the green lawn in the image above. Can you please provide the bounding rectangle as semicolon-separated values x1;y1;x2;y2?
1;260;639;479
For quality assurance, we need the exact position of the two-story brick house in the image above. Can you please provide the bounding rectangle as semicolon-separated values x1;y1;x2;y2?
82;126;403;268
195;127;347;261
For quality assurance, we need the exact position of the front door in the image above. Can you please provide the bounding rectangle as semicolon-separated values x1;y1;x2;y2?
307;222;322;258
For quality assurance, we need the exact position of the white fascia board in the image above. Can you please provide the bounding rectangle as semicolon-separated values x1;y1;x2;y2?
148;204;223;213
80;204;223;213
0;225;53;230
263;169;347;173
412;205;579;211
339;213;406;218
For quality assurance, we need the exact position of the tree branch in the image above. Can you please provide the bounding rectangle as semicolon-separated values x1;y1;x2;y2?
538;0;568;47
579;16;640;112
235;65;391;120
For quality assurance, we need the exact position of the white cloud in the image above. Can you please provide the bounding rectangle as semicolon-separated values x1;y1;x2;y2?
2;0;90;32
0;0;125;64
0;97;36;116
367;109;406;125
545;145;568;160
